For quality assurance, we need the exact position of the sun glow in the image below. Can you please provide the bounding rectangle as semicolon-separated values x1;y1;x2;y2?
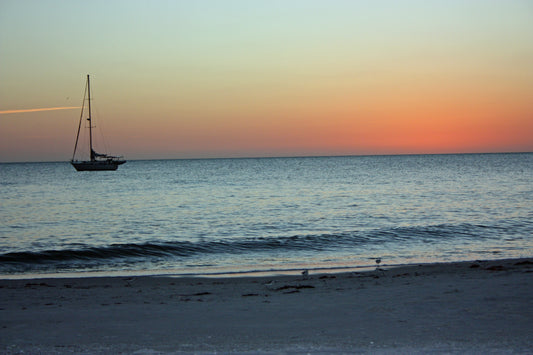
0;1;532;162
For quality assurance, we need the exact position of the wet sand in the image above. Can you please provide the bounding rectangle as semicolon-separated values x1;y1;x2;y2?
1;258;532;354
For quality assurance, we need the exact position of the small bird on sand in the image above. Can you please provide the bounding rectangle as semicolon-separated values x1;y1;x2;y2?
375;258;383;272
302;269;309;277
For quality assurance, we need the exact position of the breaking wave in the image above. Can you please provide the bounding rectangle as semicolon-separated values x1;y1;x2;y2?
1;222;525;274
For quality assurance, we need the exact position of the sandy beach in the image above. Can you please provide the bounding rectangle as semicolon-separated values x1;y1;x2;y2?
1;258;532;354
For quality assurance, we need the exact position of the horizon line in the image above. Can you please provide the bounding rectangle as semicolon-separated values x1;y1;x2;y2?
1;151;531;164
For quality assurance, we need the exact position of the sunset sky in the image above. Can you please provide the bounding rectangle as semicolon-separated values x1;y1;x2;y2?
1;0;532;162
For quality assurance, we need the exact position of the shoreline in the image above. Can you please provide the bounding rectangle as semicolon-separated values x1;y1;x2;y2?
1;256;527;280
0;263;383;281
2;257;532;353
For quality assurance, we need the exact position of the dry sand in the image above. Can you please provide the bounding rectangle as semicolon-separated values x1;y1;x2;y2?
1;258;532;354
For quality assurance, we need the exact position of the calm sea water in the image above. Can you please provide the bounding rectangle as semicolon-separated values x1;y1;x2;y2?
1;153;532;278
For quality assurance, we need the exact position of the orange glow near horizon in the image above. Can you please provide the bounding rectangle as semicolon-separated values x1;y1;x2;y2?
0;1;532;162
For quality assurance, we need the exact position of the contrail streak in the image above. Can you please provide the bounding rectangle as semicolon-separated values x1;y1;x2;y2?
0;106;81;114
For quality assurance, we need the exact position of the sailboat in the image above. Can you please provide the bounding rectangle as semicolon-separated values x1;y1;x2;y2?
71;75;126;171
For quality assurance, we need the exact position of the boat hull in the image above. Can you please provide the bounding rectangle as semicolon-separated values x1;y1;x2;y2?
71;160;126;171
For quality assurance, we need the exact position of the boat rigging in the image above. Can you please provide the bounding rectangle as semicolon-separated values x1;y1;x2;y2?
71;75;126;171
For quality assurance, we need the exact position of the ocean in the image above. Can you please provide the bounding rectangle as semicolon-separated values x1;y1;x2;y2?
1;153;532;278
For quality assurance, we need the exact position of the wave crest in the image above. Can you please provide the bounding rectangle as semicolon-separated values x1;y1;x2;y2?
0;222;512;267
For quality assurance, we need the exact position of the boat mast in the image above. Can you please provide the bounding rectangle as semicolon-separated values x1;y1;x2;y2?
87;74;94;161
71;81;87;162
